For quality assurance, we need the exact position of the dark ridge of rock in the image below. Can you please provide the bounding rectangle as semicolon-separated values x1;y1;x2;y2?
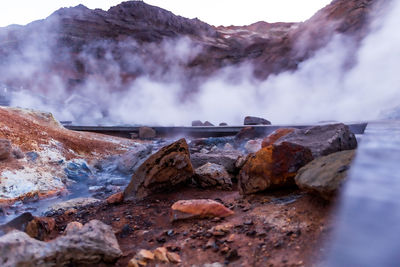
124;138;194;200
0;0;385;90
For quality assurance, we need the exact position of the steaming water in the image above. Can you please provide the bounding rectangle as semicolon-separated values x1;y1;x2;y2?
326;121;400;266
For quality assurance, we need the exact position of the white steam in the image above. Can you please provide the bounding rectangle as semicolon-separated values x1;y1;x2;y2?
6;1;400;125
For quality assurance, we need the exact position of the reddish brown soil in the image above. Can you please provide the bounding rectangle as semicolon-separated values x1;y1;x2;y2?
49;187;334;267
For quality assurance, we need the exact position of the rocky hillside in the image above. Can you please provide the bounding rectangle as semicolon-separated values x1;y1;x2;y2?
0;0;385;92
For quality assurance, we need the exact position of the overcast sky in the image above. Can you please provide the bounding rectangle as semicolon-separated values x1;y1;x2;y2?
0;0;332;27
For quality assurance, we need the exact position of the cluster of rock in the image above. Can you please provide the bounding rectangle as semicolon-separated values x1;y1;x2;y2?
123;123;357;201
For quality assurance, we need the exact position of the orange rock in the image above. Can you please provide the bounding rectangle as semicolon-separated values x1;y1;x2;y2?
154;247;169;262
261;128;295;148
127;258;140;267
25;216;56;241
239;142;313;195
137;249;155;261
106;192;124;205
166;252;182;264
171;199;234;221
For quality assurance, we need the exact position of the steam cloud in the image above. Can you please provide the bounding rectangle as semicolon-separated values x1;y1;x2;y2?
5;1;400;126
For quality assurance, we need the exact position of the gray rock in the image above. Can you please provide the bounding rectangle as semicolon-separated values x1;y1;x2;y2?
295;150;356;200
191;150;243;173
0;139;11;160
203;121;214;126
46;197;101;213
194;163;232;190
276;123;357;158
0;220;122;266
219;122;228;126
139;126;156;139
244;116;271;125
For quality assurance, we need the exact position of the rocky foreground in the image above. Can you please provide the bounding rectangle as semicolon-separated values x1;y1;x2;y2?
0;107;359;266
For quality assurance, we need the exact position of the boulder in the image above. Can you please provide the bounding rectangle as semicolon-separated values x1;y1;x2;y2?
244;116;271;125
203;121;214;126
219;122;228;126
295;150;356;200
192;120;204;126
239;142;313;195
0;139;11;160
139;127;156;139
261;128;296;147
0;220;122;266
191;150;243;173
171;199;234;221
194;163;232;190
124;139;194;199
276;123;357;158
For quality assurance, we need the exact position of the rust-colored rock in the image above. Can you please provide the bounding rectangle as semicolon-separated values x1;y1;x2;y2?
262;128;296;148
25;216;56;241
124;139;194;200
239;142;314;195
106;192;124;205
171;199;234;221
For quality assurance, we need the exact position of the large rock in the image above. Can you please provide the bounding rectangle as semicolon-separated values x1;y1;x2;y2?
276;123;357;158
244;116;271;125
261;128;296;147
124;139;194;199
191;150;243;173
194;163;232;190
0;139;11;160
171;199;234;221
239;142;313;195
0;220;122;266
295;150;356;200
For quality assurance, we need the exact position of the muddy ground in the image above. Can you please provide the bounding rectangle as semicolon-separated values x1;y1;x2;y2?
49;185;334;267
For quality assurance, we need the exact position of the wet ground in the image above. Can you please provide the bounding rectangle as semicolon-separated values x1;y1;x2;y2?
48;186;334;267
